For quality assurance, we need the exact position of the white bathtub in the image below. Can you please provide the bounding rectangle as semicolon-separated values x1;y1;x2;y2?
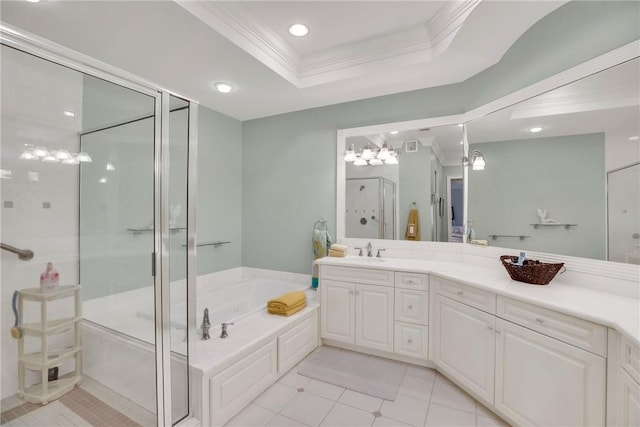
82;271;312;416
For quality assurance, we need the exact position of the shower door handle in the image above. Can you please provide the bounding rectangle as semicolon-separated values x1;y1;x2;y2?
151;252;156;277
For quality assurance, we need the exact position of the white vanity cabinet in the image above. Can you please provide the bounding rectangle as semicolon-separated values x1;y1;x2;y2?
394;272;429;358
430;276;607;426
607;330;640;426
431;291;496;403
320;266;394;352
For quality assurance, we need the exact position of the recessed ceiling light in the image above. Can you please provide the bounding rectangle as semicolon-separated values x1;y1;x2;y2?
389;131;399;135
289;24;309;37
63;111;75;117
529;127;543;133
629;136;639;141
213;82;233;94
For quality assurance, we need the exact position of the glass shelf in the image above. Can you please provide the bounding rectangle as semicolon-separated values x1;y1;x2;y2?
127;227;186;235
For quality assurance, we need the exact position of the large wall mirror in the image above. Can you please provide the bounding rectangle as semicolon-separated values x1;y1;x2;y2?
343;125;463;243
337;43;639;268
466;57;639;263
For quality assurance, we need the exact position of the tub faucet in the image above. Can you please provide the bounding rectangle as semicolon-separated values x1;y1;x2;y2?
201;308;211;340
367;242;373;257
220;322;234;339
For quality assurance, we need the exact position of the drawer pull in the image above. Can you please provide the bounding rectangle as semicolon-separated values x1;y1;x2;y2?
407;339;413;344
457;291;464;296
535;318;544;324
407;305;413;310
406;279;414;284
495;329;502;335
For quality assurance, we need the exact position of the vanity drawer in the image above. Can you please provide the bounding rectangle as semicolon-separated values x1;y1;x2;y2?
621;335;640;384
394;272;428;291
497;296;607;356
395;288;428;325
394;322;428;359
433;276;496;314
320;265;394;287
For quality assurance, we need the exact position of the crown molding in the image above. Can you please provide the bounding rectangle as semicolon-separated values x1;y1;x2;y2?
176;0;480;88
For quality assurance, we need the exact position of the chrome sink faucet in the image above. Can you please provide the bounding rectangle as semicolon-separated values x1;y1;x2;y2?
220;322;234;339
201;308;211;340
367;242;373;257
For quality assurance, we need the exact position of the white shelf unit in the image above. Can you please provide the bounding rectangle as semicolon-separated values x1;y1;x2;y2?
17;285;82;404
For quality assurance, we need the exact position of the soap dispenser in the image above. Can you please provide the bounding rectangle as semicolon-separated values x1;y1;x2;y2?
40;262;59;292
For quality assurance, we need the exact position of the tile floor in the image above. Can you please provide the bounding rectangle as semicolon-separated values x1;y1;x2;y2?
1;376;155;427
1;347;511;427
225;347;511;427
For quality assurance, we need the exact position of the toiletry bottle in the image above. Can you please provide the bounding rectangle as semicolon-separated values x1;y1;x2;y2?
40;262;59;292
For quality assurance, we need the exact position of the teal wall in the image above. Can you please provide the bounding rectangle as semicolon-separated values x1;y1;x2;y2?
197;106;243;275
468;134;606;260
240;1;639;275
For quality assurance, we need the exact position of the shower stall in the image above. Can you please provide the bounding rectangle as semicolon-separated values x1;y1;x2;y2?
345;177;396;239
1;26;196;426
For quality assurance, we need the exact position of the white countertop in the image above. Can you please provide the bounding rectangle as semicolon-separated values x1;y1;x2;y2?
316;256;640;347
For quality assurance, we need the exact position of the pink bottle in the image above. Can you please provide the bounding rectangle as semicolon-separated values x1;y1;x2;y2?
40;262;59;292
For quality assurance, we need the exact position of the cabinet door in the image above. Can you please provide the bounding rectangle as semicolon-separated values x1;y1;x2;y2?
395;289;428;325
320;280;355;343
617;368;640;427
432;294;495;403
495;319;606;427
355;284;394;352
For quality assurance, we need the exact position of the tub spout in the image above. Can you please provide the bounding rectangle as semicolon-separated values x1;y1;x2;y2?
201;308;211;340
220;322;234;339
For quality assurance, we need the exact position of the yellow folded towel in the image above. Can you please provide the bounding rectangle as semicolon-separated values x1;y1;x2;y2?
330;244;348;252
267;291;306;316
329;249;346;257
268;299;306;316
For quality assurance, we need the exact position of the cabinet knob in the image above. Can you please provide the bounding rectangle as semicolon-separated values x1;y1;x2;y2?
457;291;464;296
407;339;413;344
407;279;414;284
407;305;413;310
495;330;502;334
487;325;494;331
535;318;544;324
349;290;354;295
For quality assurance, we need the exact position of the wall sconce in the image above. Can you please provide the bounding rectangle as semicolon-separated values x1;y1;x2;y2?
464;150;485;170
344;143;399;166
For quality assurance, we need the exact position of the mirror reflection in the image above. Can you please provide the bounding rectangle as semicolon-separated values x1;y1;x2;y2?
466;57;639;263
344;125;463;242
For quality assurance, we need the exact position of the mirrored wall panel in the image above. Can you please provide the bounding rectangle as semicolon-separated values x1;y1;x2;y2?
466;58;640;262
343;125;463;242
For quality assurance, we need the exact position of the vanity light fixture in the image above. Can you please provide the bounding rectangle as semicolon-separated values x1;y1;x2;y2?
345;143;398;166
42;154;59;163
471;150;485;170
32;146;49;157
529;126;543;133
54;149;72;160
289;24;309;37
353;157;367;166
213;82;233;94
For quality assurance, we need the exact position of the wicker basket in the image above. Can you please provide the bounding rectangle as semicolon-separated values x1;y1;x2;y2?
500;255;565;285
